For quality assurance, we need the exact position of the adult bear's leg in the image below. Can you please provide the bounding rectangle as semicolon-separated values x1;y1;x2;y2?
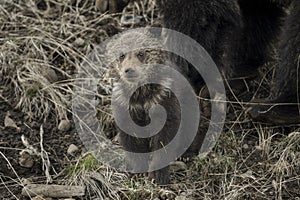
248;1;300;124
230;0;286;80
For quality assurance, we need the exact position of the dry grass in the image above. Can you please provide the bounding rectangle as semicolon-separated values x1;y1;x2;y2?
0;0;299;199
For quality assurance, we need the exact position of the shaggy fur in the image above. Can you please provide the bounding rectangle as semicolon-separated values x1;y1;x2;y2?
230;0;287;78
107;31;207;184
100;0;300;124
157;0;242;88
157;0;300;124
245;1;300;124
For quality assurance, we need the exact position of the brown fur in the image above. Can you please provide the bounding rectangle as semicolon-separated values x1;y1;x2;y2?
107;31;208;184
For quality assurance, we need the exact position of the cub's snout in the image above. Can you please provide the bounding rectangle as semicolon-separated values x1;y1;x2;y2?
118;51;146;82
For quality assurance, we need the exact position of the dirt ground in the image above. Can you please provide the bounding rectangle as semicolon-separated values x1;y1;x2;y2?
0;99;84;199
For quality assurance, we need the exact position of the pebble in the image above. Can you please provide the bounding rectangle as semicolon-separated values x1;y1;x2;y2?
74;38;85;47
243;143;249;149
21;178;32;185
67;144;79;155
19;151;34;168
43;67;58;83
58;119;71;132
4;112;21;132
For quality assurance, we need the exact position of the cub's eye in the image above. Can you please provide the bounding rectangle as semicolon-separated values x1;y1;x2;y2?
137;51;145;59
119;53;125;61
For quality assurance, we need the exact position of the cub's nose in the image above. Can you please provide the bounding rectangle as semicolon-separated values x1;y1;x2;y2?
124;68;135;75
123;67;138;80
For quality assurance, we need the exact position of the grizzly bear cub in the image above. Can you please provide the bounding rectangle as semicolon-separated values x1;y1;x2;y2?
106;30;206;185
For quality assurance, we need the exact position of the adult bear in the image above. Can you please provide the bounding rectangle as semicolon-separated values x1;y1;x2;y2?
243;0;300;125
158;0;300;125
97;0;300;125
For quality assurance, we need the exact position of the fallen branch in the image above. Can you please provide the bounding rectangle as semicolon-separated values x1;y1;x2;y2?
22;184;85;198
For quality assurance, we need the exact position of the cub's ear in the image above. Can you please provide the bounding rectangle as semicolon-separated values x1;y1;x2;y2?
95;0;130;13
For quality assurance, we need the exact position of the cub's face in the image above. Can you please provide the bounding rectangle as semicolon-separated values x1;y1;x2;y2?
116;49;164;84
118;50;146;83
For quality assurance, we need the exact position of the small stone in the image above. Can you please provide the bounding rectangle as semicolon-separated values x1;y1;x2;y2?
180;192;187;196
43;67;58;83
21;178;32;185
243;143;249;149
74;38;85;47
58;120;71;132
19;151;34;168
170;161;187;172
4;112;21;132
67;144;79;155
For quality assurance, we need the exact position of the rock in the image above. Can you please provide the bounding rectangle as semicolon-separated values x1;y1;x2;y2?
43;67;58;83
19;151;34;168
243;143;249;149
21;178;32;186
4;112;21;132
67;144;79;155
74;38;85;47
58;120;71;132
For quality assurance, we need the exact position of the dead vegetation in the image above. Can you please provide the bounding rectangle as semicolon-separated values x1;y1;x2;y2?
0;0;299;199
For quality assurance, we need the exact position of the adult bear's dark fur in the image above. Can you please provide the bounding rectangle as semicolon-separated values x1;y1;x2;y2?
230;0;287;79
156;0;241;88
245;0;300;124
98;0;300;124
154;0;300;125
